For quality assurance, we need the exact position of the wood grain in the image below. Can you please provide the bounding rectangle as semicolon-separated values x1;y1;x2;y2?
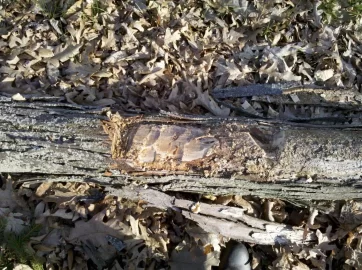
104;113;362;182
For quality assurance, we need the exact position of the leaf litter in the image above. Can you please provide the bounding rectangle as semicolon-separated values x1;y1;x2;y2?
2;0;362;268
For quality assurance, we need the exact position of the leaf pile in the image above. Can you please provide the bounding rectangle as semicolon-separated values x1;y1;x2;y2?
1;0;362;116
12;180;223;269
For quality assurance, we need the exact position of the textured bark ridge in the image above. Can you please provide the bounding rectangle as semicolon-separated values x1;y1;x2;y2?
103;112;362;182
0;96;111;175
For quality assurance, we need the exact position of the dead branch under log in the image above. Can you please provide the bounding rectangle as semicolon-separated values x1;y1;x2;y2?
97;187;317;246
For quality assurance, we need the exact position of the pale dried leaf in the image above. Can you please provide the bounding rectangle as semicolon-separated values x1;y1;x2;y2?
5;213;27;234
0;177;20;210
52;44;82;62
13;264;33;270
68;210;132;247
314;69;334;81
12;93;26;101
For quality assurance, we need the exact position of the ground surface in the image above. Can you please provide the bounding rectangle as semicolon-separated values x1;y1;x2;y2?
1;0;362;269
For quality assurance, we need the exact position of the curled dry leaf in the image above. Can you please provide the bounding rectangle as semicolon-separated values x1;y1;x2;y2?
190;202;201;214
314;69;334;81
51;44;83;63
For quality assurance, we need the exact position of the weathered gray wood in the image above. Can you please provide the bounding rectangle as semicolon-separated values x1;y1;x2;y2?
18;174;362;204
140;176;362;202
0;96;111;175
104;187;317;245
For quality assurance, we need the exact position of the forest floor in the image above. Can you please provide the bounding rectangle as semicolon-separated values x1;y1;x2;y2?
1;0;362;269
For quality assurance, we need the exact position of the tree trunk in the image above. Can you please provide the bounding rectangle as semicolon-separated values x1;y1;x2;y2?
3;95;361;245
2;96;362;202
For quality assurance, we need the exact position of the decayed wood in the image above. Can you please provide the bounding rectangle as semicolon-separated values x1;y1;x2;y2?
104;112;362;182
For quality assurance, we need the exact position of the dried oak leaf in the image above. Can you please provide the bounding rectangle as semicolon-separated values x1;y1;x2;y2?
0;176;22;210
67;209;132;248
273;252;310;270
193;87;230;116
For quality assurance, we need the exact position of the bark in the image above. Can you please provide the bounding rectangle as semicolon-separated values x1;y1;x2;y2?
0;96;111;175
2;96;360;246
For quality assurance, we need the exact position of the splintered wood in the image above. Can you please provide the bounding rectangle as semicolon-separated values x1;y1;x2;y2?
103;113;362;181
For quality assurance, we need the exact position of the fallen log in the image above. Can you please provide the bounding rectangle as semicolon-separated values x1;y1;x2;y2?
1;94;361;245
2;95;362;202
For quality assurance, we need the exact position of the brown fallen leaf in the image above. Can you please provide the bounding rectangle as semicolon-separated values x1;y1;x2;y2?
0;176;22;211
67;209;132;247
51;44;83;63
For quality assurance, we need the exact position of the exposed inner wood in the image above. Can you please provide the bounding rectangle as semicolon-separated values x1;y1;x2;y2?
104;113;362;182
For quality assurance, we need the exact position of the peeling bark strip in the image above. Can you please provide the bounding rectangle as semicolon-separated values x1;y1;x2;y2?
103;113;362;182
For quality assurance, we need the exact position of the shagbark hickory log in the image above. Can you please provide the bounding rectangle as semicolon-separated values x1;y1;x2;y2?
1;95;362;202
